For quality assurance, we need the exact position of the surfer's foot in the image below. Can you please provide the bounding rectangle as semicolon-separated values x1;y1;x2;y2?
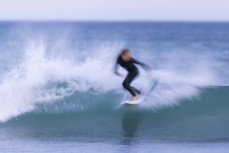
131;96;138;101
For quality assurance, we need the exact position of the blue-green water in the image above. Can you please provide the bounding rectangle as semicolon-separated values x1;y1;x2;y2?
0;22;229;152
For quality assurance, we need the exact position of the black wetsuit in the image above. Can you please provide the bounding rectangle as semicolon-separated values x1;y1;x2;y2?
114;55;149;96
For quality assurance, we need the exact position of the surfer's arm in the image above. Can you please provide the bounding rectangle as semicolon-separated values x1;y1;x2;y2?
131;58;151;71
113;62;123;77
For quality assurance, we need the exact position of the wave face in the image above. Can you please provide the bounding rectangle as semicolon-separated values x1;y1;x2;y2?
1;86;229;141
0;22;229;141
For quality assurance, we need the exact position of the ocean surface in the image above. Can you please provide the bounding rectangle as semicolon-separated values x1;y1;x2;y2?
0;21;229;153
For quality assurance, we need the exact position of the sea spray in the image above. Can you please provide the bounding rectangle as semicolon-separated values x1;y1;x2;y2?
0;22;227;123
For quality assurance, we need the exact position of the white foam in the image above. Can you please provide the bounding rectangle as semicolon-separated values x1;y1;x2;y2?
140;50;222;109
0;37;225;122
0;38;123;122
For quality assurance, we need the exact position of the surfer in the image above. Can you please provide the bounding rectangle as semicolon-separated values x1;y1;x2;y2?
114;48;151;101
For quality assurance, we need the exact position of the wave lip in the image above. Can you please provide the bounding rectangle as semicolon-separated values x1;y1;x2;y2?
0;38;122;122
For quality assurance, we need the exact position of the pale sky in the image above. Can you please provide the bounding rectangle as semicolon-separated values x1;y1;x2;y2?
0;0;229;21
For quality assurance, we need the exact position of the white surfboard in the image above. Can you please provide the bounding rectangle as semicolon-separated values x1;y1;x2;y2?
121;98;144;105
121;80;158;105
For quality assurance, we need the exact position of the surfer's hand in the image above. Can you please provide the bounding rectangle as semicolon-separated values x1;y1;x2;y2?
148;66;153;72
144;65;152;71
115;72;123;77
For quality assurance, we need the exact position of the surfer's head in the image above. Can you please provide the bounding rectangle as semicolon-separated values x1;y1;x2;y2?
121;48;131;61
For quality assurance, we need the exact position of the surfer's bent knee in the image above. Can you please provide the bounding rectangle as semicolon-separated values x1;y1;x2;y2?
122;80;129;89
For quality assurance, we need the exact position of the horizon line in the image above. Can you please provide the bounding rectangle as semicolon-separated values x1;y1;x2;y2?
0;19;229;23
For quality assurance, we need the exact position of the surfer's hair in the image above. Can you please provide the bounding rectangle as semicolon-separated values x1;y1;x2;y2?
121;48;130;55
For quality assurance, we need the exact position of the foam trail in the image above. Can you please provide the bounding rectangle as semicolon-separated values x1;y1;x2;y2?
140;50;221;109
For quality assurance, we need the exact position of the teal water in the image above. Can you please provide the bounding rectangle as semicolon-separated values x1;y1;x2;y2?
0;22;229;152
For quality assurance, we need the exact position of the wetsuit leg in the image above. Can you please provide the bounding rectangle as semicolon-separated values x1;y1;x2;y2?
131;86;141;95
122;70;139;96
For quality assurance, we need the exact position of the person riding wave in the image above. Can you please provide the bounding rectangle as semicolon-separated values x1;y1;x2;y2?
114;48;151;101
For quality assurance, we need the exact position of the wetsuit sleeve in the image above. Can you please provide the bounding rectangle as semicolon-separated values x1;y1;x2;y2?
131;58;150;71
114;62;118;74
113;59;122;76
